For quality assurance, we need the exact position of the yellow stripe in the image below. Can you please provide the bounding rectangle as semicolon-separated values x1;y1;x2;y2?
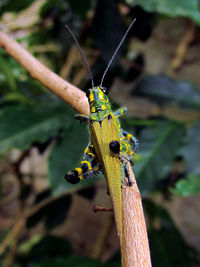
89;92;94;102
129;150;134;156
88;152;95;158
127;134;132;141
85;147;90;154
81;160;92;171
98;89;104;100
75;167;82;175
120;144;122;151
122;142;129;153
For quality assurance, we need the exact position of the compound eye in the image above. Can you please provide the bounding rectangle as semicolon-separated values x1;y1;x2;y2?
101;87;108;95
86;89;91;98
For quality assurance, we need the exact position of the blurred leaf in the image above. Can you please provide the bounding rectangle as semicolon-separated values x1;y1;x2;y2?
67;0;92;19
93;0;125;63
77;186;96;200
0;52;17;91
133;75;200;110
4;92;32;103
0;104;71;155
29;235;71;262
27;195;71;229
171;174;200;196
134;120;186;195
149;229;197;267
36;255;103;267
181;120;200;174
0;0;35;14
44;195;71;230
48;121;101;195
18;235;42;254
39;0;60;18
126;0;200;25
144;199;199;266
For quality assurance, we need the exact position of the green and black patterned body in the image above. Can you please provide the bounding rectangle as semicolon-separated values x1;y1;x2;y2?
65;86;138;241
64;19;137;242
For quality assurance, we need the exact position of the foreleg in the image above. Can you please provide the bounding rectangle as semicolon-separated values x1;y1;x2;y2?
124;162;133;187
113;107;127;118
122;130;139;151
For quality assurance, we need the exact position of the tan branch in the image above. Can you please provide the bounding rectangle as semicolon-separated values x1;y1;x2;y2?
0;31;151;266
122;166;151;266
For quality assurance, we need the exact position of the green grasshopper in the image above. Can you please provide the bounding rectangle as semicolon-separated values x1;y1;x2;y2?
65;20;138;243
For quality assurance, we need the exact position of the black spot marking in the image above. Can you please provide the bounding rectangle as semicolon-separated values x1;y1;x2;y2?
91;158;97;167
108;114;112;120
65;170;80;184
101;87;108;95
81;163;89;172
86;89;91;98
109;140;120;153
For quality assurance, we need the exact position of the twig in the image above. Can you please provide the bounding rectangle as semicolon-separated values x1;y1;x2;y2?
0;215;24;256
0;191;67;256
0;31;151;266
92;205;113;213
2;220;23;267
122;166;151;266
169;20;195;76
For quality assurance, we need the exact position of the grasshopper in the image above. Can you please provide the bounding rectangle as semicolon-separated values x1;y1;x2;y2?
65;20;138;243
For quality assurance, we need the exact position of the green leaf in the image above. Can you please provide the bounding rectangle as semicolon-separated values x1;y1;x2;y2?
144;199;198;266
181;120;200;174
27;194;72;230
134;120;186;195
126;0;200;25
36;255;103;267
0;0;35;14
67;0;92;19
0;104;71;155
48;121;100;195
133;75;200;110
171;174;200;196
93;0;125;63
29;235;72;262
0;52;17;91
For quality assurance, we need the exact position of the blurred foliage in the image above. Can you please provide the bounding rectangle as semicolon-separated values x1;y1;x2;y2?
0;0;200;266
144;199;199;266
125;0;200;25
170;173;200;196
133;120;186;195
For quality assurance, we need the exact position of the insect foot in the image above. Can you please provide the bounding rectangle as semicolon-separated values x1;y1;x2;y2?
65;170;80;184
109;140;120;153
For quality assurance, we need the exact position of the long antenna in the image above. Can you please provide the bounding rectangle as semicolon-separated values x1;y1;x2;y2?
65;25;94;88
100;18;136;87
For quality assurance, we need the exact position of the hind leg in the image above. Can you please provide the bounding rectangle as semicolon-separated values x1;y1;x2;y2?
65;144;100;184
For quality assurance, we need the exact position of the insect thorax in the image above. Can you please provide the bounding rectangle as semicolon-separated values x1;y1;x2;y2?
88;86;111;121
